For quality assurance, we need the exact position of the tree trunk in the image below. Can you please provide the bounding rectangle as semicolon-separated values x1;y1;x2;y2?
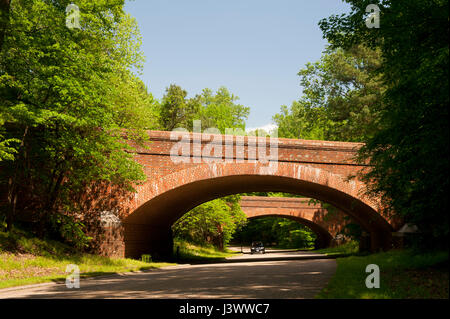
5;192;16;232
6;126;28;231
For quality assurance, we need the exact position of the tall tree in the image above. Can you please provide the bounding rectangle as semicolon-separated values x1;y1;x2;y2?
198;87;249;133
274;45;384;142
0;0;157;245
319;0;449;249
159;84;199;131
159;85;250;133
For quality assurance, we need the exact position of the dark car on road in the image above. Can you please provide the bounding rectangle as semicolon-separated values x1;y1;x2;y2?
250;241;265;254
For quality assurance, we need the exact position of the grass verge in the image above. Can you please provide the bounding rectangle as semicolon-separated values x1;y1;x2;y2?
317;249;449;299
0;230;174;289
315;241;360;256
173;240;239;262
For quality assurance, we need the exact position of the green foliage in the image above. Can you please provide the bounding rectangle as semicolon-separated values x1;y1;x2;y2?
49;213;92;249
340;219;363;241
0;0;158;246
158;84;199;131
234;217;317;249
273;45;384;142
279;227;316;249
0;114;18;160
197;87;249;133
172;195;247;250
319;0;449;249
242;192;307;198
158;85;250;133
108;71;159;130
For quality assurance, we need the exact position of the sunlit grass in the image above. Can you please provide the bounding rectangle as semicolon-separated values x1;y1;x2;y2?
173;240;239;261
0;230;174;289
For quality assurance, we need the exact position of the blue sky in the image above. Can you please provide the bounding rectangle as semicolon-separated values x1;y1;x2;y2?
124;0;350;129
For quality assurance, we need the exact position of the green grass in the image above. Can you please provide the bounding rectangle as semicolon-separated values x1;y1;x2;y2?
0;229;174;289
317;249;449;299
173;240;239;262
315;241;360;256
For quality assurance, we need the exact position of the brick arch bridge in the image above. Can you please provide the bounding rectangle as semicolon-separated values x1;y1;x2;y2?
239;196;350;249
97;130;399;258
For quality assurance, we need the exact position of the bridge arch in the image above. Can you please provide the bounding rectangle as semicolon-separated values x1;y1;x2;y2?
239;196;352;249
122;162;393;258
246;214;333;249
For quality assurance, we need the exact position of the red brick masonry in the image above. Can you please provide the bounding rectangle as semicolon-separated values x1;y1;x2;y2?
96;130;400;258
240;196;350;248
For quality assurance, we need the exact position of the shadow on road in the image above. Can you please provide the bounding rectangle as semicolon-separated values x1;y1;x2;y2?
0;259;337;299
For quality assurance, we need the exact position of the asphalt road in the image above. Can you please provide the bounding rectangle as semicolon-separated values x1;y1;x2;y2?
0;251;336;299
225;247;331;262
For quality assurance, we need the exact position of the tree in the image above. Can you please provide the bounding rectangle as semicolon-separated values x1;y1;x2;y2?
172;195;247;249
159;84;199;131
109;71;158;131
319;0;449;249
198;87;249;133
0;0;158;246
0;0;14;161
273;101;328;140
0;0;10;52
273;45;384;142
159;85;250;133
233;217;316;249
